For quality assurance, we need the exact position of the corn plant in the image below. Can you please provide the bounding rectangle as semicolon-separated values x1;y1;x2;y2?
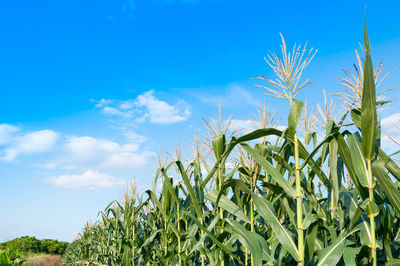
63;22;400;265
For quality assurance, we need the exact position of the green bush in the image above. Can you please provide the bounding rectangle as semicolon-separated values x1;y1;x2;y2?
0;236;69;256
0;236;40;253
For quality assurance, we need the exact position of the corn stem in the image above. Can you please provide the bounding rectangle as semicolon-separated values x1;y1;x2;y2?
294;134;304;265
367;160;377;266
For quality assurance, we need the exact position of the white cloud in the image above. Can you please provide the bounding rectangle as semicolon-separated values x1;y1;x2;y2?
0;124;20;146
1;130;59;161
0;126;151;171
94;98;114;108
48;169;124;189
135;91;190;124
229;119;255;132
119;100;135;110
381;113;400;152
124;131;148;143
94;90;190;125
102;106;133;118
382;113;400;127
0;124;154;190
59;135;154;172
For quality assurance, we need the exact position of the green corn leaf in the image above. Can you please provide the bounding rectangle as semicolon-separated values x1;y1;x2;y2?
205;189;251;224
241;143;296;198
356;214;373;247
288;99;304;136
189;215;219;255
300;130;336;171
347;134;369;188
328;138;340;206
235;128;284;143
336;133;369;200
343;247;362;266
305;223;319;262
372;160;400;216
316;228;359;266
384;209;394;262
212;134;226;160
145;190;167;220
302;213;317;230
377;147;400;182
176;161;203;219
160;169;179;204
225;219;268;266
361;20;377;161
251;192;299;261
140;229;163;249
182;211;239;261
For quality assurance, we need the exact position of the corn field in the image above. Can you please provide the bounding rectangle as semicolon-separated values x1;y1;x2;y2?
63;23;400;265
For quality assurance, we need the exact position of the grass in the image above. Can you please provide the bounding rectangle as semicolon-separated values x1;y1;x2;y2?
23;254;62;266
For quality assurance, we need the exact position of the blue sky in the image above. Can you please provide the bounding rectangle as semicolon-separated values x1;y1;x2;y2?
1;0;400;242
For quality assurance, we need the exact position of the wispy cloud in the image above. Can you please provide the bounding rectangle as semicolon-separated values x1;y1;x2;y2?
124;131;148;143
95;90;191;124
381;112;400;153
47;170;124;189
192;83;263;107
0;124;20;146
155;0;201;3
102;106;133;118
229;119;254;132
382;113;400;127
116;0;209;19
93;98;114;108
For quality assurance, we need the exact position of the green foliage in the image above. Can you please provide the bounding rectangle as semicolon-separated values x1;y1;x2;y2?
62;22;400;265
0;237;40;254
0;236;69;256
0;249;25;266
40;239;68;255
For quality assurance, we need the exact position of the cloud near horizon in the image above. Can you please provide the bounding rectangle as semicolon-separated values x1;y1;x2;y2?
58;135;155;172
0;124;155;190
47;169;124;189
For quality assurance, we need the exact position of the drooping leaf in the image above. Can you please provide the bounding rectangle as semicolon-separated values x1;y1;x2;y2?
182;211;239;261
316;229;359;266
251;193;299;261
205;189;251;224
372;160;400;216
343;247;362;266
241;143;296;198
225;219;268;266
